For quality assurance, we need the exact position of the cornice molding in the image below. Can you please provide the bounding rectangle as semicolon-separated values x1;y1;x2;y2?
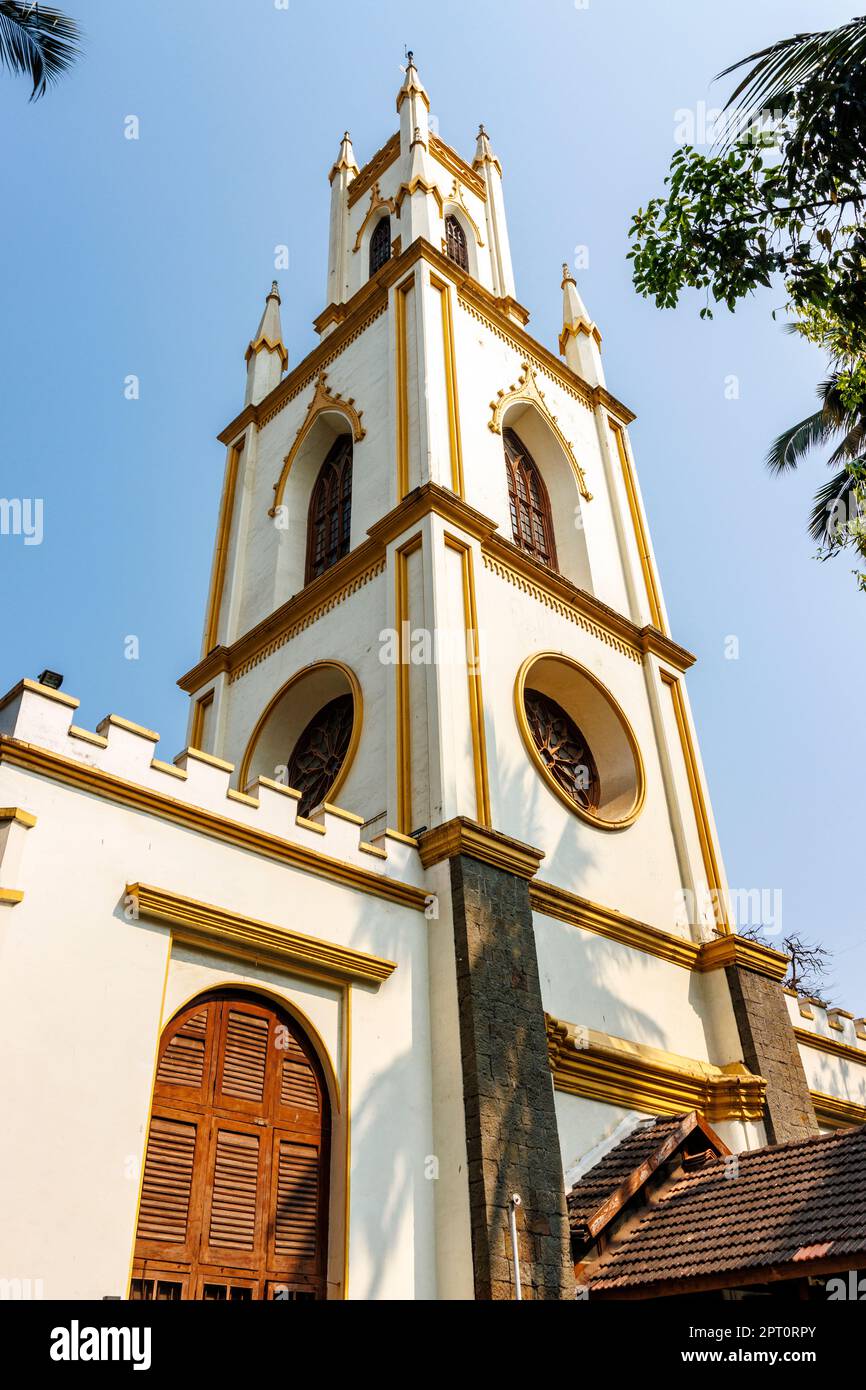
429;133;487;202
179;481;696;694
128;882;396;986
810;1089;866;1129
0;806;37;829
530;881;701;970
0;736;428;914
697;933;790;981
418;816;544;880
795;1026;866;1067
0;888;24;907
546;1015;767;1122
218;239;633;445
347;132;400;209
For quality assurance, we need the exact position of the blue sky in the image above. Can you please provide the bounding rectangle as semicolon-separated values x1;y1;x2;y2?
2;0;863;1005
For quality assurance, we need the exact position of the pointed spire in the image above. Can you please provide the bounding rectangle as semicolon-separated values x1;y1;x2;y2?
396;50;430;114
245;281;287;406
474;123;502;176
473;124;515;300
559;263;604;387
329;131;359;185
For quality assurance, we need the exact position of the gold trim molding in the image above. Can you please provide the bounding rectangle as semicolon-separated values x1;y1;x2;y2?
445;180;484;246
352;183;396;253
270;371;366;517
238;659;363;798
546;1015;767;1122
0;887;24;907
810;1090;866;1129
0;736;428;914
429;133;487;202
697;933;789;981
515;651;646;830
530;881;701;970
0;807;37;829
127;882;396;986
795;1026;866;1067
418;816;544;880
348;133;400;209
489;360;592;501
443;534;491;826
180;482;695;696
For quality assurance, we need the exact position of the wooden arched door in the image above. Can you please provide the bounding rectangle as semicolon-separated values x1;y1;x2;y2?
130;990;331;1301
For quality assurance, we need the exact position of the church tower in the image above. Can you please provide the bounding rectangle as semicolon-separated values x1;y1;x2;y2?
174;56;818;1297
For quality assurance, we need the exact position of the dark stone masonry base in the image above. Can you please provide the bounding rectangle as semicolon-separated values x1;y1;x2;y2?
448;851;575;1300
725;965;818;1144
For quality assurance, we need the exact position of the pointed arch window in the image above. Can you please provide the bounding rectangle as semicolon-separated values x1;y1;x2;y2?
369;216;391;276
445;214;469;271
504;427;557;569
305;435;353;584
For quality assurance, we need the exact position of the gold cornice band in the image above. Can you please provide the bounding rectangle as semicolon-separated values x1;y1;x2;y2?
348;132;400;209
0;807;37;829
418;816;544;880
0;888;24;907
127;882;396;986
0;736;428;914
546;1016;767;1122
219;240;636;447
795;1026;866;1067
443;535;491;826
810;1089;866;1129
429;133;487;202
530;880;701;970
179;482;695;697
697;933;789;981
531;879;789;980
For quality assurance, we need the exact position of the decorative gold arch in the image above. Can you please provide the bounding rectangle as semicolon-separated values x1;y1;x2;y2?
488;360;592;501
270;371;365;517
237;657;364;803
444;180;484;247
352;182;396;253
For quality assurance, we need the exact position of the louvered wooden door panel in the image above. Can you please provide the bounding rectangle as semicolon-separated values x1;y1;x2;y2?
132;990;330;1300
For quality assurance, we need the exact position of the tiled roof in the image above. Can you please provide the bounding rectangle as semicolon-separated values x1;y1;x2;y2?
568;1115;699;1238
579;1124;866;1294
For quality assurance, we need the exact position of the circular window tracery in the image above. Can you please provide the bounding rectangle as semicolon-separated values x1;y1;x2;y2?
287;693;354;817
524;688;600;813
515;653;645;830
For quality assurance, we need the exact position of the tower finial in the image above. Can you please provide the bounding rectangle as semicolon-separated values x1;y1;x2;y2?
244;280;288;406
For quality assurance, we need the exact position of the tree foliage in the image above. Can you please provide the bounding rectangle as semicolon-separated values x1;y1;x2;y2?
0;1;81;100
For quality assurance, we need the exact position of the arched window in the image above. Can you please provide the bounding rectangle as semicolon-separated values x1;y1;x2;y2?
305;435;352;584
131;990;331;1301
287;693;354;817
445;214;469;271
369;216;391;275
504;427;558;569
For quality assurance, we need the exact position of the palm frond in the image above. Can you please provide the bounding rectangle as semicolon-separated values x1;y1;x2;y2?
0;1;81;100
808;465;863;544
766;408;838;474
717;15;866;126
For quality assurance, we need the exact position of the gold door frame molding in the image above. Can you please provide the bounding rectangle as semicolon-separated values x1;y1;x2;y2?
126;882;397;987
270;371;366;517
660;669;730;932
546;1015;766;1123
443;533;491;827
429;273;465;498
488;360;592;501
